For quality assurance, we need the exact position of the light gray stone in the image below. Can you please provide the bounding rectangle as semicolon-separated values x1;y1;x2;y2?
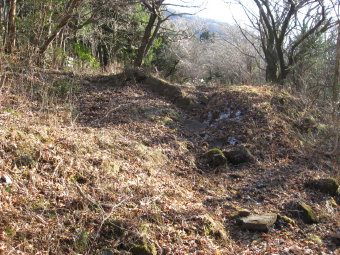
240;213;277;232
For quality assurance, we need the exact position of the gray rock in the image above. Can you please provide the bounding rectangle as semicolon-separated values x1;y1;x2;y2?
217;112;231;121
240;213;277;232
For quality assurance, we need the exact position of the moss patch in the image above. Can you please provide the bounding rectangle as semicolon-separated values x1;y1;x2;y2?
203;216;228;242
279;215;296;225
75;231;90;252
130;242;157;255
207;148;227;167
297;202;318;224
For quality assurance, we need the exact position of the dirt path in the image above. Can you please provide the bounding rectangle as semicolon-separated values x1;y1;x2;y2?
73;72;339;254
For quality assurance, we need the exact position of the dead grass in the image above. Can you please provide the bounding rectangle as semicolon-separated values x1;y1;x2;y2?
0;70;338;254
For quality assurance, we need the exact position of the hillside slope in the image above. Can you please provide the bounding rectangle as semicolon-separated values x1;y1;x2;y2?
0;70;338;254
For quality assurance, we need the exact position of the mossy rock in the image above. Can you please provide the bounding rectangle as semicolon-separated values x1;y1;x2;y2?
130;242;157;255
309;234;323;245
327;197;337;207
223;146;255;165
316;178;339;196
207;148;227;167
293;201;318;224
279;215;296;225
203;216;228;242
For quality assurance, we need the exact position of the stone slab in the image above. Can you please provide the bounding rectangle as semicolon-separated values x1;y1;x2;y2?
240;213;277;232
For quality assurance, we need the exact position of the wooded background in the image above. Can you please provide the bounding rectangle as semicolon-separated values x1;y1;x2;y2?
0;0;339;104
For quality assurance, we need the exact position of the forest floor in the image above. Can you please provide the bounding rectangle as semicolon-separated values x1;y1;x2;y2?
0;69;339;255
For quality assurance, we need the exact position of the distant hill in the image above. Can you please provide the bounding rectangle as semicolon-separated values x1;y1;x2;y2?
165;9;231;35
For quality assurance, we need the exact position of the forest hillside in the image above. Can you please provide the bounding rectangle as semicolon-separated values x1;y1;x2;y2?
0;0;339;254
0;68;338;254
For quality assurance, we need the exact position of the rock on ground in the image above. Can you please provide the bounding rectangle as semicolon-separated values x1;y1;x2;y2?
239;213;277;232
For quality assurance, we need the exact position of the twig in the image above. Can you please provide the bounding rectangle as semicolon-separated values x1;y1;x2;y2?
52;159;63;178
75;183;103;211
94;197;129;240
86;196;130;255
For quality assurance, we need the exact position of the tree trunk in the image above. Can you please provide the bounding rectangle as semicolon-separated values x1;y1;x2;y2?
0;5;2;71
333;20;340;107
99;43;109;67
0;4;3;36
144;18;161;57
134;12;157;67
265;62;278;82
0;2;3;55
5;0;17;54
264;47;278;83
39;0;83;55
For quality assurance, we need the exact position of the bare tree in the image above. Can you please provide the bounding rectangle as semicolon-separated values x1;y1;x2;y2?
332;6;340;107
162;17;264;84
0;0;3;37
232;0;332;83
134;0;201;67
39;0;84;55
5;0;17;53
333;22;340;104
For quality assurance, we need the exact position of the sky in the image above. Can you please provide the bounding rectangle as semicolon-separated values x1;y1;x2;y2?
165;0;339;24
164;0;252;24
